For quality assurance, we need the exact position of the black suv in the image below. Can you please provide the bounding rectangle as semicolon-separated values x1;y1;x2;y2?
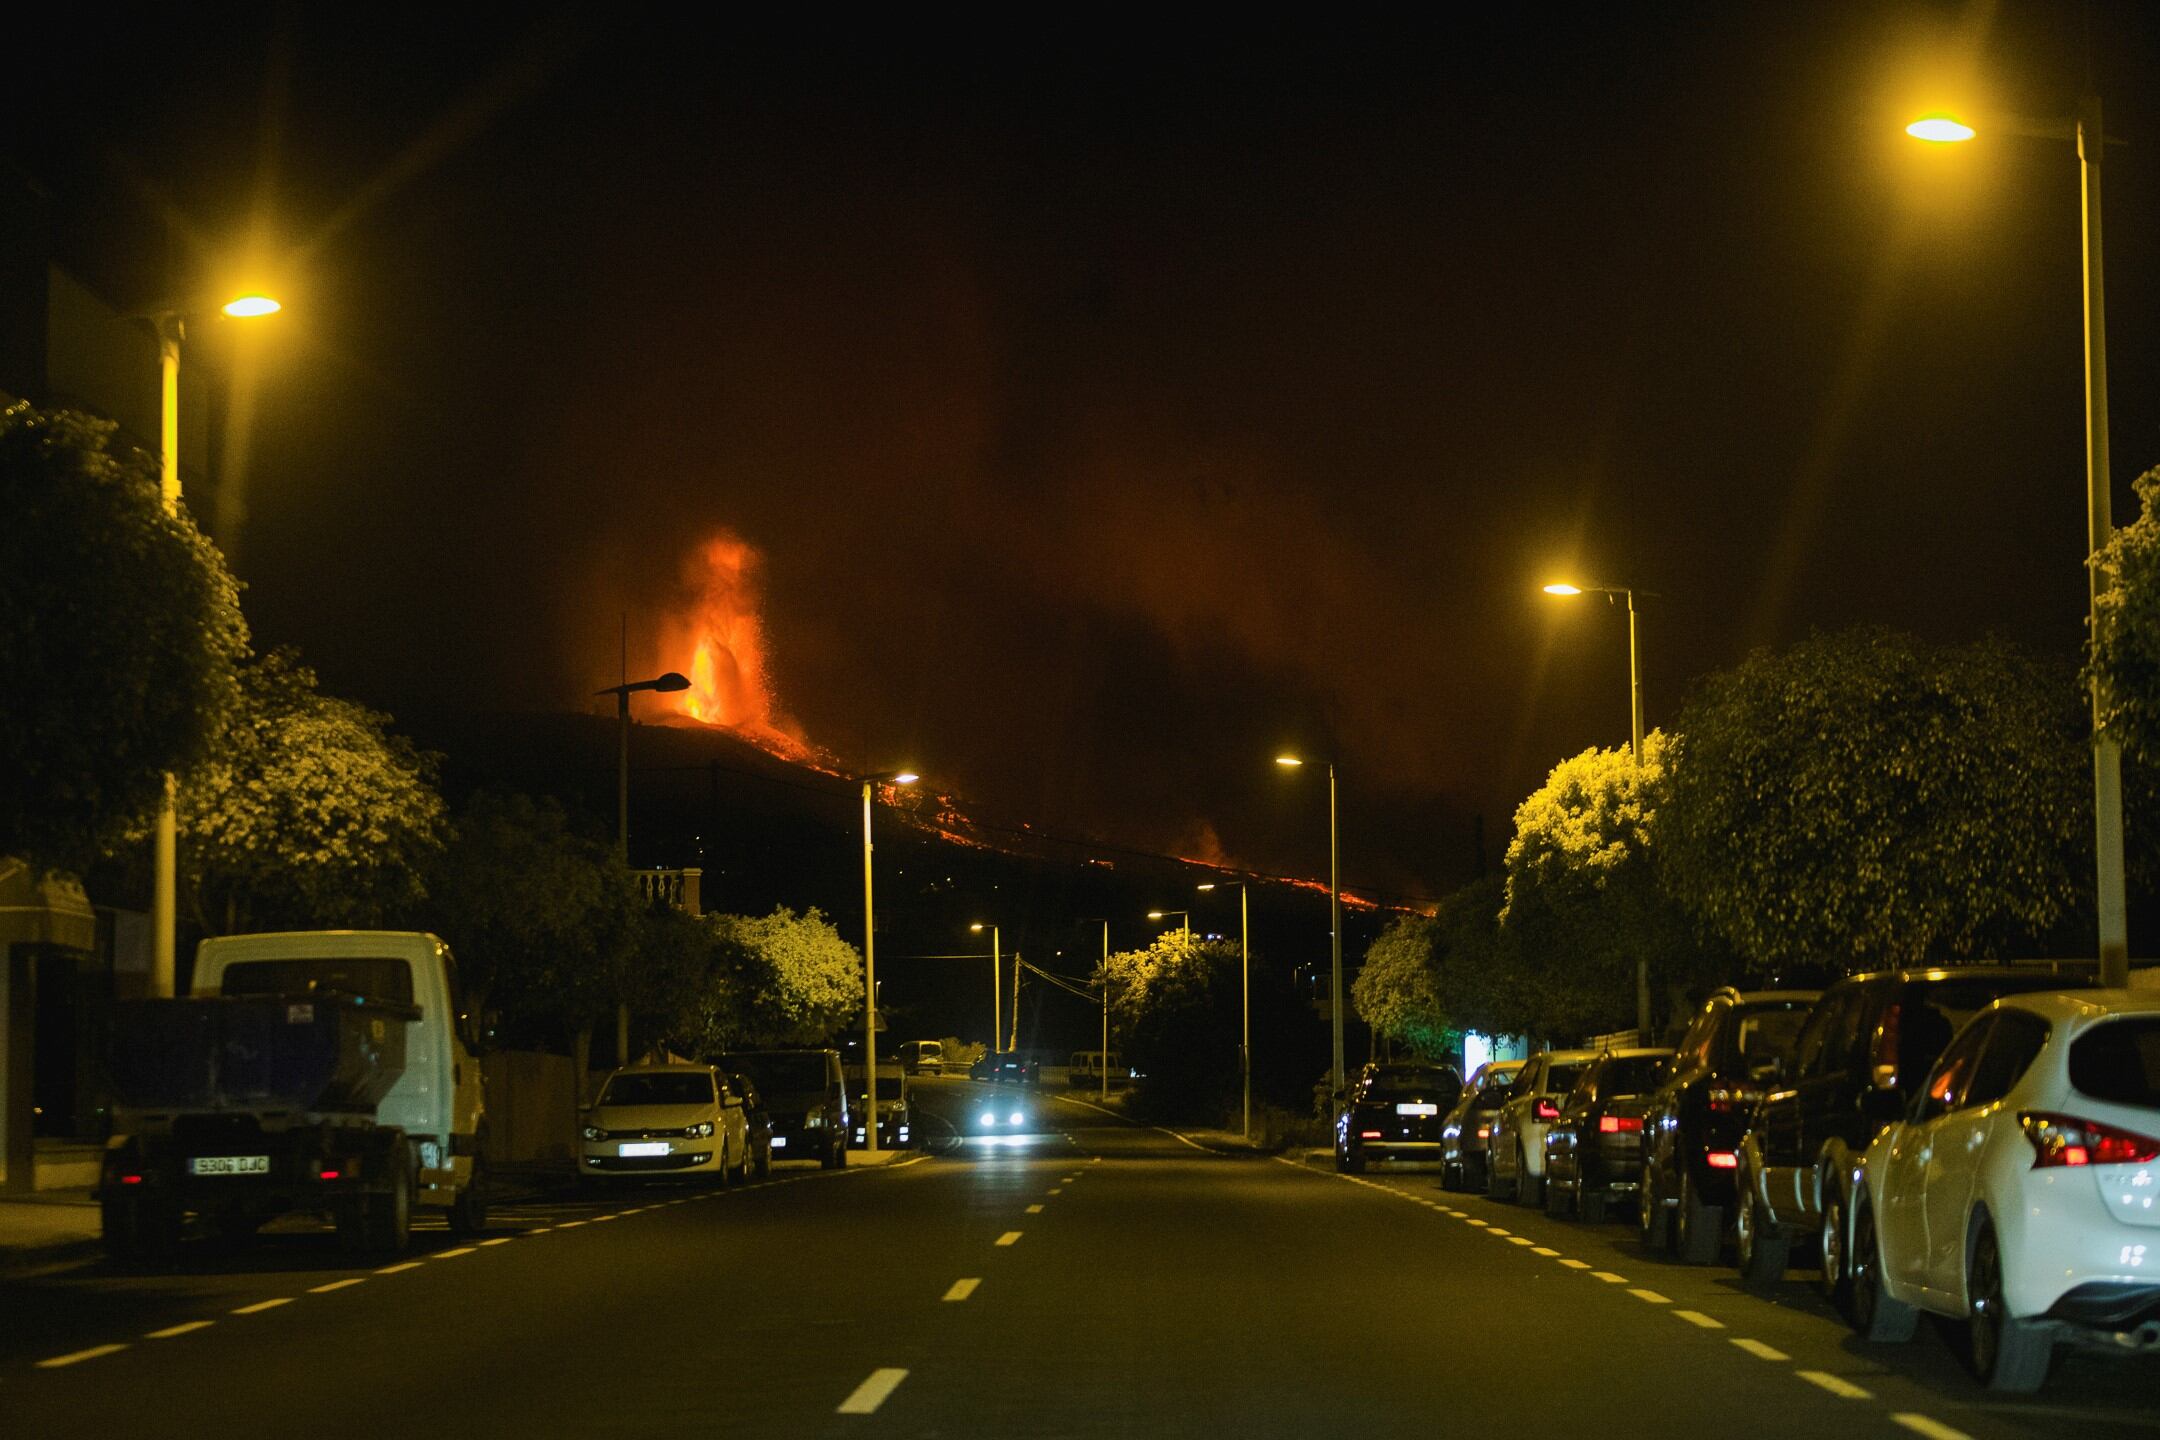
1638;987;1818;1263
718;1049;850;1168
1732;964;2094;1296
1335;1062;1463;1173
1542;1047;1672;1224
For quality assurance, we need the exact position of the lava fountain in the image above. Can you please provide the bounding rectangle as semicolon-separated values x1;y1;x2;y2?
660;532;824;764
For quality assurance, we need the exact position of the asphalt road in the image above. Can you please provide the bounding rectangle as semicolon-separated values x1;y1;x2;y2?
3;1080;2156;1439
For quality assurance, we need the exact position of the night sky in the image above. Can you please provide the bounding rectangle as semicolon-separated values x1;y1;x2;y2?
13;3;2160;902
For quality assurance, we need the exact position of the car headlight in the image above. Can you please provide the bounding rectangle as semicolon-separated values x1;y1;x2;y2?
805;1113;824;1128
684;1120;715;1139
582;1125;606;1142
1009;1111;1024;1125
980;1111;997;1126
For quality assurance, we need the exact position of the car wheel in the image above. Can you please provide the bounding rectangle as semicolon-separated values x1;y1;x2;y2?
824;1136;847;1170
1544;1164;1570;1217
1849;1197;1917;1343
1675;1163;1722;1266
1518;1147;1543;1206
1441;1159;1461;1193
446;1157;489;1237
1735;1180;1790;1293
1487;1146;1515;1201
1819;1179;1852;1313
102;1194;179;1266
1966;1215;2052;1393
1345;1145;1367;1175
1639;1161;1670;1251
755;1139;772;1178
363;1149;413;1256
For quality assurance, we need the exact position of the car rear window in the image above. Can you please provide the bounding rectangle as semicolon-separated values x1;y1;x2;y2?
2069;1019;2160;1109
1595;1056;1665;1096
221;957;413;1004
1735;1006;1808;1064
1544;1063;1585;1095
601;1073;715;1107
1368;1069;1457;1098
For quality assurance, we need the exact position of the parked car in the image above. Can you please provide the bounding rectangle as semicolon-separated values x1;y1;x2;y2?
1638;987;1819;1262
896;1040;946;1076
1488;1048;1598;1204
847;1063;913;1148
578;1063;751;1183
725;1069;774;1177
970;1051;1040;1085
1442;1059;1526;1192
1844;989;2160;1392
1335;1062;1464;1173
717;1049;851;1168
1542;1047;1672;1222
1732;963;2096;1296
1067;1050;1137;1089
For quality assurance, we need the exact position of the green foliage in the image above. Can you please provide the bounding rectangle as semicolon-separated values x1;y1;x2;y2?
703;906;864;1048
1424;874;1540;1040
1503;732;1716;1036
426;790;646;1042
1352;915;1452;1058
1661;627;2087;973
0;401;248;869
2093;466;2160;764
183;649;446;932
1101;930;1242;1121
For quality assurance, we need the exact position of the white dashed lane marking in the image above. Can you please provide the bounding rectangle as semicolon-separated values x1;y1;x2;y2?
1730;1338;1789;1362
145;1321;215;1339
1673;1310;1724;1329
942;1278;981;1302
1026;1204;1044;1214
1590;1271;1627;1284
837;1367;909;1415
37;1344;127;1369
1531;1247;1561;1257
1891;1415;1975;1440
231;1298;292;1315
1627;1288;1671;1305
376;1261;423;1274
308;1278;366;1294
1507;1236;1535;1246
994;1231;1023;1247
1796;1371;1872;1400
1558;1258;1592;1270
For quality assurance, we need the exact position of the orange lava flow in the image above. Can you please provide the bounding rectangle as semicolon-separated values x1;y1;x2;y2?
662;532;824;764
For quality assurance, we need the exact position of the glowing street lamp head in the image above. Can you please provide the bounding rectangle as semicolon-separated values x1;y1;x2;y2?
970;922;986;934
1906;116;1975;143
1274;754;1304;768
891;771;919;786
221;294;282;318
1146;911;1167;920
1195;883;1216;892
1542;583;1584;596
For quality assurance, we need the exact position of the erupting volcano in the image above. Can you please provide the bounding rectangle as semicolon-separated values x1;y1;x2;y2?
661;532;827;765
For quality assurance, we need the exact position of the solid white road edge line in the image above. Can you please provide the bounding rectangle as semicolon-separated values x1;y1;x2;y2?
836;1367;909;1415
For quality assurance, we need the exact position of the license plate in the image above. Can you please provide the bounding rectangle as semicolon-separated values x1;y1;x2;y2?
190;1154;270;1176
617;1142;670;1157
770;1136;787;1148
1396;1103;1439;1116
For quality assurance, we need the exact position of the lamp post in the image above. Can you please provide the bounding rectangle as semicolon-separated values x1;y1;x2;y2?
969;922;1001;1059
1905;102;2129;989
1275;754;1343;1099
144;293;282;998
1198;881;1251;1140
856;770;918;1157
593;669;689;1066
1146;909;1191;941
1543;582;1652;1034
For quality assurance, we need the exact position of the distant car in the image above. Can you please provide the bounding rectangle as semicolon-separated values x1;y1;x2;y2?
1845;989;2160;1393
970;1094;1040;1142
718;1049;851;1168
897;1040;947;1076
1733;964;2097;1297
1541;1047;1672;1223
847;1063;913;1148
1487;1048;1597;1204
1442;1059;1526;1192
725;1070;774;1178
1067;1050;1136;1090
579;1064;751;1182
1335;1062;1463;1172
1637;987;1818;1262
971;1051;1040;1085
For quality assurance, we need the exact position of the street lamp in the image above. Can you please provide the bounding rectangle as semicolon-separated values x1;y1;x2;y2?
594;672;692;861
1275;753;1343;1099
855;769;918;1157
1146;909;1191;941
1198;881;1251;1140
143;292;283;998
969;922;1002;1059
1542;581;1653;1034
1905;101;2129;989
1078;918;1111;1102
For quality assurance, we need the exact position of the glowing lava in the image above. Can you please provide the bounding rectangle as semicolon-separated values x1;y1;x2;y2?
662;532;824;764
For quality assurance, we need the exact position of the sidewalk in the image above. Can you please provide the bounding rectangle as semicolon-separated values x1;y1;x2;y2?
0;1187;102;1272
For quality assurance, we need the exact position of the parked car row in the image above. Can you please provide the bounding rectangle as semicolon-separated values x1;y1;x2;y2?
580;1047;878;1183
1471;963;2160;1396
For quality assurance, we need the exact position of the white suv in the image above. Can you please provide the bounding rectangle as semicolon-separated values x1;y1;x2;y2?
1846;989;2160;1392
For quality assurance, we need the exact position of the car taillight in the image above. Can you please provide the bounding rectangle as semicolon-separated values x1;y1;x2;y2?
2021;1112;2160;1168
1599;1115;1643;1134
1534;1099;1559;1121
1705;1150;1739;1170
119;1174;144;1185
1475;1124;1490;1140
1707;1084;1760;1113
1359;1130;1383;1140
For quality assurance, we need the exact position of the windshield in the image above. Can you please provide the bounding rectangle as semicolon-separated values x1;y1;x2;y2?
2070;1019;2160;1109
600;1073;715;1107
726;1053;830;1092
220;957;413;1004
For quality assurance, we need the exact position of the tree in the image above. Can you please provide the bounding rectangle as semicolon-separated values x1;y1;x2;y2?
0;401;248;870
703;907;863;1048
182;649;446;933
1661;627;2088;974
426;790;645;1048
1100;929;1243;1122
1353;915;1453;1059
1502;732;1717;1037
2093;466;2160;765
